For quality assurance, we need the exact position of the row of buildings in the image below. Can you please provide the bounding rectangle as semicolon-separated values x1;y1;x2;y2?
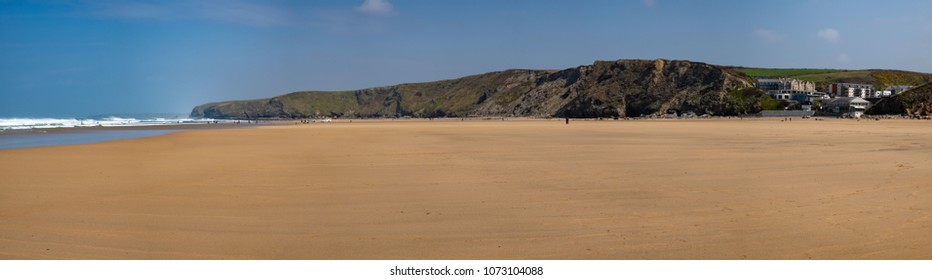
824;83;912;98
754;77;913;118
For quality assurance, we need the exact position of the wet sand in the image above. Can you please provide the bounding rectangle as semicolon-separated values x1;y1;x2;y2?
0;122;271;149
1;118;931;259
0;121;263;136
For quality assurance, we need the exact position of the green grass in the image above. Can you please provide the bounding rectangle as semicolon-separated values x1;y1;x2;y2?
792;70;874;83
872;70;932;87
735;68;847;78
759;94;782;110
734;68;932;88
279;91;358;116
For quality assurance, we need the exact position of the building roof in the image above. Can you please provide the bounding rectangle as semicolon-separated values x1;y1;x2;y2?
825;97;869;106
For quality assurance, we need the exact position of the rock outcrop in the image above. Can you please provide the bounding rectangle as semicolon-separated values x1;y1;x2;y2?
191;59;756;119
866;82;932;116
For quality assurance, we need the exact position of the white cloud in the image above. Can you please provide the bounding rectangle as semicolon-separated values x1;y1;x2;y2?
357;0;395;16
752;29;780;42
837;53;851;63
817;28;841;43
643;0;657;7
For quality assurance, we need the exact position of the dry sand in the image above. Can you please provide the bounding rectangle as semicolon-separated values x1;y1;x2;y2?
1;118;931;259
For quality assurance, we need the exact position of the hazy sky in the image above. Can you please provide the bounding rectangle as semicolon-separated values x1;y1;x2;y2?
2;0;931;117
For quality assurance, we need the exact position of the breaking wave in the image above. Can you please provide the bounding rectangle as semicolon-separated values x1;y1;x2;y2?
0;116;228;130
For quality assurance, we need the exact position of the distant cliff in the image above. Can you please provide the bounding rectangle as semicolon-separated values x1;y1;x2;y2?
190;59;758;119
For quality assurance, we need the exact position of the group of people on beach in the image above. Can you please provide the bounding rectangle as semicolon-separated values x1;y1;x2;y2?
294;118;337;125
782;116;898;122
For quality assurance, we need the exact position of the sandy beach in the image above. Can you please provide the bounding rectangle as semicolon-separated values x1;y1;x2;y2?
1;118;931;259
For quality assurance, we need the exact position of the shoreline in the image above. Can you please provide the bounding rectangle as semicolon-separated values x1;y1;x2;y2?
0;122;270;136
0;122;281;150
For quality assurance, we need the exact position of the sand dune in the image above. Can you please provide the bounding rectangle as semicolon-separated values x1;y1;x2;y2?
1;118;931;259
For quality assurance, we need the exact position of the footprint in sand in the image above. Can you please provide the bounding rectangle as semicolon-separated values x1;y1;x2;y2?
895;163;914;170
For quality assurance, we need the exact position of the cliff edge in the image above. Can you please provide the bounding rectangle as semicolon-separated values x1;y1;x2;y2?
191;59;757;119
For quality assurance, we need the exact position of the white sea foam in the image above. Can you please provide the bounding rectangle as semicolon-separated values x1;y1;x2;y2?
0;117;227;130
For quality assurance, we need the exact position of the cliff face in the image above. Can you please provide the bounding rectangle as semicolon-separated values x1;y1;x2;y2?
867;82;932;116
191;59;755;119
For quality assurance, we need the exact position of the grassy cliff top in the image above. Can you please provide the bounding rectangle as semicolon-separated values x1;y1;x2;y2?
731;67;932;89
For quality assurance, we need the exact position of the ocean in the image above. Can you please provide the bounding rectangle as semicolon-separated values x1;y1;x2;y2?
0;115;225;130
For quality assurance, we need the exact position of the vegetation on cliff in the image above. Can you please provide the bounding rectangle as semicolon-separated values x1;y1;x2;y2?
867;82;932;116
191;59;756;119
732;67;932;92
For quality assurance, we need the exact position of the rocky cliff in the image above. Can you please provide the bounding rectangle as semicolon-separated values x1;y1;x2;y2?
867;82;932;116
190;59;757;119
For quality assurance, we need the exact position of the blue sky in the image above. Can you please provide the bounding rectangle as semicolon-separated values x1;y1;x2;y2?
2;0;931;117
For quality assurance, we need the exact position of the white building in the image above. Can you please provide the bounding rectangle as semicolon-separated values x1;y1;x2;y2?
847;87;871;98
873;90;893;98
887;85;913;95
756;78;816;93
824;97;871;118
756;77;820;103
872;85;914;98
774;92;793;100
827;83;873;98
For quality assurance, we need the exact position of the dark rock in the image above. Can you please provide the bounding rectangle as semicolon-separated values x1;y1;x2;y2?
867;82;932;116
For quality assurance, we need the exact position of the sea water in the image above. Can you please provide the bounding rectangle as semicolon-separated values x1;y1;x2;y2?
0;116;224;130
0;114;239;149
